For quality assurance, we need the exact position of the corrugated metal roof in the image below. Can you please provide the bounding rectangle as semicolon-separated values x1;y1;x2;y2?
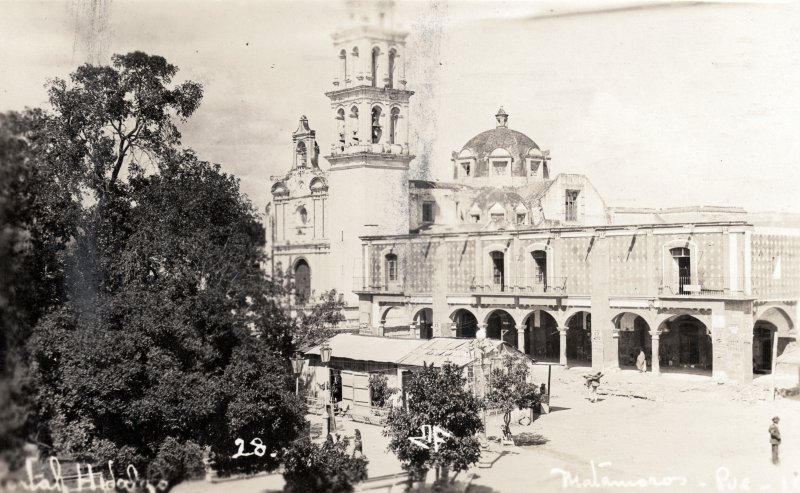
305;334;428;364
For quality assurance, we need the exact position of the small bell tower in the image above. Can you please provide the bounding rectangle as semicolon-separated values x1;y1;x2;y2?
292;115;319;170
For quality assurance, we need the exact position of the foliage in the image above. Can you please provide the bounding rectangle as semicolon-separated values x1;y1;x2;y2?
14;52;308;487
0;111;81;469
293;289;345;350
485;356;540;430
282;436;368;493
369;373;397;408
384;363;483;486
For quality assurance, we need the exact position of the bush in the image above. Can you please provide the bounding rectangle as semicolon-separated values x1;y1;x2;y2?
369;373;397;407
282;437;368;493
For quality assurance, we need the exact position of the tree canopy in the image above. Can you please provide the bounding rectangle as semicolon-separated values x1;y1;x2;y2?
0;52;314;486
384;363;484;487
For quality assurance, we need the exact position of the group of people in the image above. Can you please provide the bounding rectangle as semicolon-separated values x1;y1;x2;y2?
326;429;364;458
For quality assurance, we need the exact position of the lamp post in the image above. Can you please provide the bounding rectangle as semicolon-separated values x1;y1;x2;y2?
290;352;305;396
320;343;334;436
469;331;491;441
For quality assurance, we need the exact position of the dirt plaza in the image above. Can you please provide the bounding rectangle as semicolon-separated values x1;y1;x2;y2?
172;365;800;493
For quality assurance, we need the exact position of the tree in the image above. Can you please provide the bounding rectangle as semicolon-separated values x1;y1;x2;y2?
369;373;397;408
281;436;368;493
20;53;304;487
292;289;345;350
485;356;540;438
384;363;483;487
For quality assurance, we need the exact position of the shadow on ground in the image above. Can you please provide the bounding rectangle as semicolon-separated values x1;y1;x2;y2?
512;432;549;446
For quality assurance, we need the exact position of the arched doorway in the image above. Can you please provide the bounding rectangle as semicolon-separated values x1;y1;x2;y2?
381;307;407;334
294;259;311;305
526;310;560;362
414;308;433;340
614;313;651;369
486;310;516;346
753;307;795;375
659;315;712;374
566;311;592;366
451;309;478;338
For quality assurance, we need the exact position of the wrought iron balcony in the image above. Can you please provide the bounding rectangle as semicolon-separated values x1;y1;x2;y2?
659;276;747;297
469;276;568;295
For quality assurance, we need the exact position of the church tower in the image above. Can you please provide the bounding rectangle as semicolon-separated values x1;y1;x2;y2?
326;0;413;306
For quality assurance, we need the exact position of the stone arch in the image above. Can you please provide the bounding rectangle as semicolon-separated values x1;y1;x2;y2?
389;106;400;145
657;314;712;374
371;105;383;144
349;106;360;145
613;312;652;369
412;307;433;339
309;177;328;194
565;310;592;366
271;181;288;199
488;148;512;176
293;258;311;305
370;45;381;87
380;306;407;328
753;305;796;375
450;308;478;339
387;48;397;88
522;309;560;361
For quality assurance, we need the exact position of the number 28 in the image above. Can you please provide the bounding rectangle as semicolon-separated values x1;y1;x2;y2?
232;438;267;458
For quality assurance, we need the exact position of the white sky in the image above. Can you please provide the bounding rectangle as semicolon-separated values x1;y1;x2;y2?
1;0;799;214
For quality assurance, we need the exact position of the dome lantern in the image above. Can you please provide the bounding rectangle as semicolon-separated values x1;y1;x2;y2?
495;107;508;128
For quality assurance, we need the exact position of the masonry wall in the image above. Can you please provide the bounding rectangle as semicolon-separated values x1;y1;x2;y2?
751;233;800;298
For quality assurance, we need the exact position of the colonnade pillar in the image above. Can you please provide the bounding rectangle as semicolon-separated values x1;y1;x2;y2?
515;324;526;355
558;327;568;366
650;330;660;376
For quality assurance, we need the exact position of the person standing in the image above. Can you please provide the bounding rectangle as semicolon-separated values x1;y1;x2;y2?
636;349;647;373
769;416;781;465
352;429;364;458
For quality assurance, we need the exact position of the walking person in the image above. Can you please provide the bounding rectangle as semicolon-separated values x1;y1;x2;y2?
769;416;781;465
584;372;602;403
636;349;647;373
352;429;364;458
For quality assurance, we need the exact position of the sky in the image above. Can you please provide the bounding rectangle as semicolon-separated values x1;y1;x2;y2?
1;0;799;215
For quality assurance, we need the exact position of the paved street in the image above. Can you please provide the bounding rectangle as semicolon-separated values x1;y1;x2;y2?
174;366;800;493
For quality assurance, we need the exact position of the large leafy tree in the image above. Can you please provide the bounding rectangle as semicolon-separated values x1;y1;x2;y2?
384;363;484;487
15;52;304;486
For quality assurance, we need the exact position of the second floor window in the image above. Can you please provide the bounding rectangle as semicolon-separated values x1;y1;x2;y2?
565;190;580;222
386;254;398;281
422;202;434;223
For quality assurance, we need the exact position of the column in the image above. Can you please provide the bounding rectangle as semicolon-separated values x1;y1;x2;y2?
450;322;458;338
516;324;526;355
558;327;568;366
610;329;620;369
650;330;660;376
410;321;418;339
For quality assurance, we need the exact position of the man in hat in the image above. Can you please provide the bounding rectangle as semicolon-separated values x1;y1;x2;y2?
769;416;781;465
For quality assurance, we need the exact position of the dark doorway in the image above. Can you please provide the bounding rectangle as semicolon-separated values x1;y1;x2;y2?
529;311;560;362
486;310;515;345
659;316;712;372
753;325;774;374
452;309;478;338
294;259;311;305
566;312;592;366
670;247;691;294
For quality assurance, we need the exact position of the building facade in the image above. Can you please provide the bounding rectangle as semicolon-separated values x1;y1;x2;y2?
268;0;799;384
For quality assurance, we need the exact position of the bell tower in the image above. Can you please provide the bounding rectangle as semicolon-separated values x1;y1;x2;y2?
326;0;413;306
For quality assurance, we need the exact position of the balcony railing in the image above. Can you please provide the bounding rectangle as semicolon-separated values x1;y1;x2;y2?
352;277;404;293
659;276;746;297
469;277;568;294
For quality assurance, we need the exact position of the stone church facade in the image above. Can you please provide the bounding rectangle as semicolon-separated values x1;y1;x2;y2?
268;1;798;384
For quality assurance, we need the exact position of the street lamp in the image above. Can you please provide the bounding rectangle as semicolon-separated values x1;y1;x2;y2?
290;352;305;396
319;343;334;436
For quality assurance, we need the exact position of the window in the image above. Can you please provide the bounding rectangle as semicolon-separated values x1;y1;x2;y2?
530;159;540;176
461;161;471;177
470;213;480;223
339;49;347;81
389;107;399;144
296;141;307;167
297;206;308;224
371;106;382;144
516;213;526;225
565;190;580;221
422;202;434;223
371;47;380;87
490;251;504;290
490;212;504;222
532;250;547;284
386;254;398;281
492;160;508;175
388;49;396;89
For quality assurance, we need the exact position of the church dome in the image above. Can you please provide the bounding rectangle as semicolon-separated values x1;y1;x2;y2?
459;107;540;164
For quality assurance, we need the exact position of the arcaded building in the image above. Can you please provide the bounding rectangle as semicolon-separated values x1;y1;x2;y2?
267;1;798;384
